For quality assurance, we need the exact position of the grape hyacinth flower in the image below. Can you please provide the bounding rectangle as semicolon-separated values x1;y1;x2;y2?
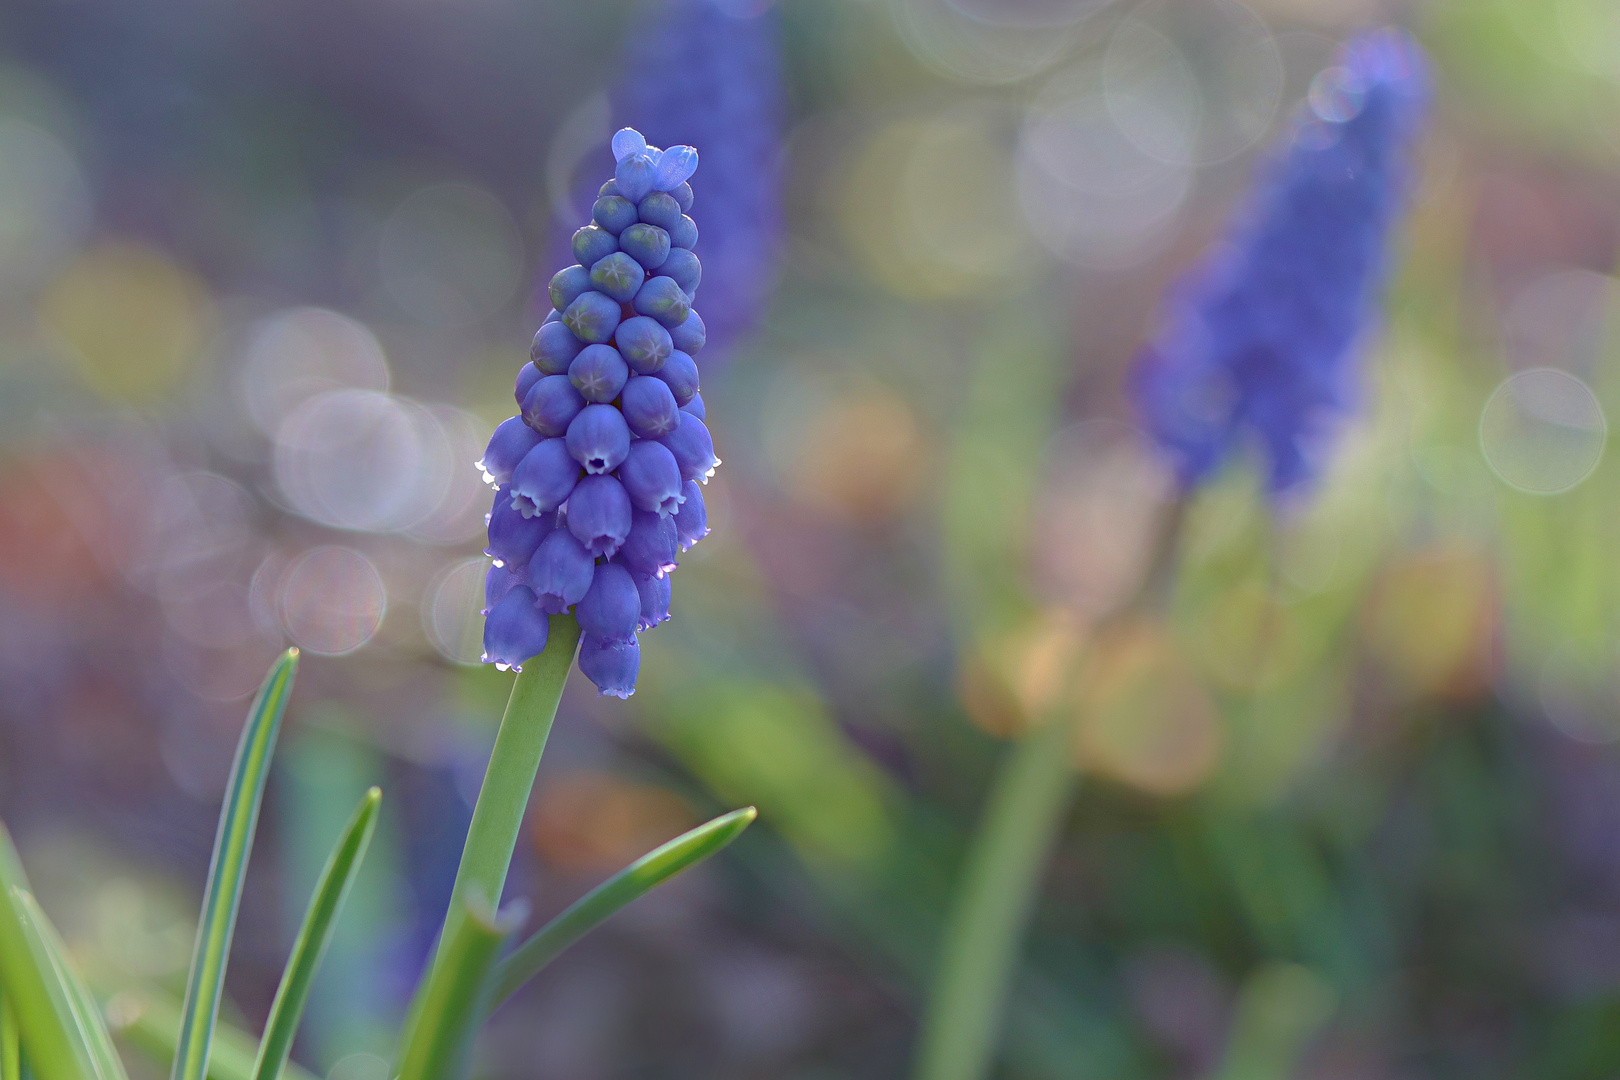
1130;29;1429;495
480;127;719;697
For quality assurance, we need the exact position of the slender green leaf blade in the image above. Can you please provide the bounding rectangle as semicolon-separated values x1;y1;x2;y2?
251;788;379;1080
396;892;518;1080
2;992;20;1080
10;894;126;1080
490;806;757;1007
172;648;299;1080
105;990;317;1080
0;881;94;1080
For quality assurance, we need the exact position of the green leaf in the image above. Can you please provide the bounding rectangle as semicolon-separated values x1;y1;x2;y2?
3;991;20;1080
0;826;96;1080
251;788;380;1080
395;891;520;1080
104;990;317;1080
489;806;757;1008
171;649;299;1080
10;893;126;1080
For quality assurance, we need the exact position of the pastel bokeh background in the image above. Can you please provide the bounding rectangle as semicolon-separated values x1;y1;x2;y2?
4;0;1620;1076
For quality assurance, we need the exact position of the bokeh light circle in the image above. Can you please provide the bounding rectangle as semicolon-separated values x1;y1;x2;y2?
379;183;524;325
1017;59;1193;267
423;557;490;666
273;389;458;532
1540;638;1620;744
1105;0;1282;167
239;307;390;437
1478;368;1606;494
279;546;386;656
892;0;1102;85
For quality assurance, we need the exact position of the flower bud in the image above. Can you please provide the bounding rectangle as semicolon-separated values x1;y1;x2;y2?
659;248;702;295
611;127;648;161
631;570;672;630
478;416;542;487
616;151;659;204
510;437;581;517
671;479;708;551
531;321;584;375
617;509;679;579
578;635;640;698
566;403;631;475
549;265;591;311
653;145;699;191
561;290;623;344
483;562;524;615
576;562;641;644
485;487;554;568
528;527;595;613
619;375;681;438
521;374;586;437
633;276;691;329
614;316;672;374
619;223;671;271
515;362;541;407
482;586;550;671
568;344;630;403
565;474;633;558
593;194;638;235
653;350;699;406
669;215;698;250
670;310;706;355
660;412;719;484
638;192;682;231
590;251;646;303
573;225;618;267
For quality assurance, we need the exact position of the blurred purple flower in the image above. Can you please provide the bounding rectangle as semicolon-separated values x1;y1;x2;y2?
552;0;781;362
1131;28;1429;495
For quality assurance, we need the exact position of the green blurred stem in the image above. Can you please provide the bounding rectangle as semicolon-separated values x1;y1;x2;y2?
2;994;19;1080
398;616;580;1051
911;714;1078;1080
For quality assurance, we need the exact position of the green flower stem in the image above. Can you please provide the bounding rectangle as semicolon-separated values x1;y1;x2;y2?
398;616;580;1051
915;497;1188;1080
911;713;1078;1080
451;616;580;908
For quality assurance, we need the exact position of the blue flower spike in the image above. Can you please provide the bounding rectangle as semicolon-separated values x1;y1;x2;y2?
1131;28;1428;496
480;126;715;693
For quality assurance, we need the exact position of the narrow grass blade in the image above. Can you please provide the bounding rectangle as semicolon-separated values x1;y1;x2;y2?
395;892;519;1080
0;844;95;1080
251;788;379;1080
490;806;757;1008
172;649;299;1080
3;992;20;1080
11;894;126;1080
105;991;317;1080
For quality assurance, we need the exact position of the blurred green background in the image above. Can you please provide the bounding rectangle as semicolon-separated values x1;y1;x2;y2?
4;0;1620;1076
